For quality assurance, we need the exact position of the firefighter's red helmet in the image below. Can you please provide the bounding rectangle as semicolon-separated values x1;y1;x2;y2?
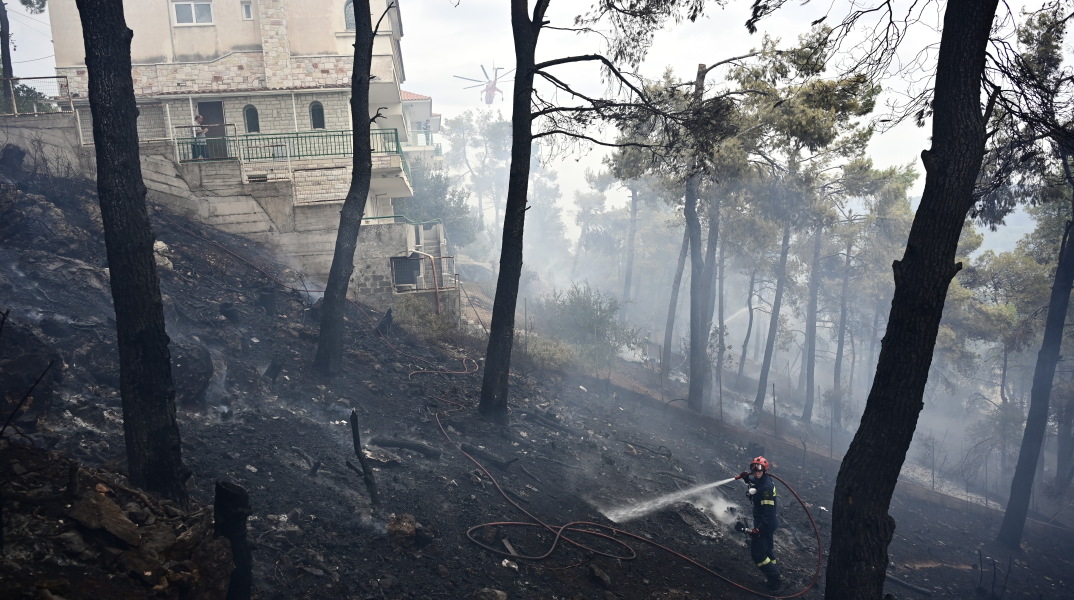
750;456;770;472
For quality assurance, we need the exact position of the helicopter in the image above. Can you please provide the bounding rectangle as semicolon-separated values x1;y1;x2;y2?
453;64;514;105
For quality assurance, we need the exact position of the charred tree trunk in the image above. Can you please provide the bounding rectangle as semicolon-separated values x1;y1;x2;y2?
832;237;853;430
867;301;881;391
824;1;997;598
737;268;757;387
214;481;252;600
715;235;727;411
1056;400;1074;494
478;0;546;423
620;184;639;322
702;198;720;407
75;0;189;507
684;62;721;412
688;192;719;411
662;228;690;382
0;1;13;112
314;0;375;375
997;198;1074;548
801;218;823;422
753;221;791;419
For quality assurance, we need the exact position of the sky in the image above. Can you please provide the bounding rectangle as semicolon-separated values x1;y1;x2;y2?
5;0;1029;245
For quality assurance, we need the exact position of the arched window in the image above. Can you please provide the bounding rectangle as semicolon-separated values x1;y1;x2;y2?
344;0;355;30
243;105;260;133
309;101;325;129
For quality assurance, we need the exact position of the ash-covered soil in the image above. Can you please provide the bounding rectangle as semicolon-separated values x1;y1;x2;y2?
2;171;1073;600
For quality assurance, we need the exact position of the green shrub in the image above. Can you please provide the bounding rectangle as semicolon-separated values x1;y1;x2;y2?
528;283;639;377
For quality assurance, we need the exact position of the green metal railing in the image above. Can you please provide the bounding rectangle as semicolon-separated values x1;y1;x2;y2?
176;128;406;169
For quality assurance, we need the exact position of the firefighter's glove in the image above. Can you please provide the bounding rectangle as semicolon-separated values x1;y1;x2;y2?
750;528;760;537
738;471;750;480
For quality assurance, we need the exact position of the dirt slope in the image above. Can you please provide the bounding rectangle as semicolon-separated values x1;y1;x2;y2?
2;173;1073;600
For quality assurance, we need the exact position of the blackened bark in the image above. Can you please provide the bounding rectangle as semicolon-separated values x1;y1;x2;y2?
997;218;1074;547
701;198;720;408
662;228;690;382
685;64;717;412
0;1;12;111
753;221;790;418
214;481;252;600
715;236;727;411
75;0;189;507
737;269;757;386
832;237;853;429
801;219;822;422
314;0;375;374
824;1;998;598
478;0;547;423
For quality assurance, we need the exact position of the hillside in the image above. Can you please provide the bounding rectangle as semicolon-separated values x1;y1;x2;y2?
2;169;1073;599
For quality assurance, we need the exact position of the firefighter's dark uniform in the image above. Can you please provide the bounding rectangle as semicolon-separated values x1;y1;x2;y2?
748;472;781;589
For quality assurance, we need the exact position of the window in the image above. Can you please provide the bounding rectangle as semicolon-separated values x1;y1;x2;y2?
309;101;325;129
173;1;213;25
243;105;260;133
240;1;253;20
344;0;356;30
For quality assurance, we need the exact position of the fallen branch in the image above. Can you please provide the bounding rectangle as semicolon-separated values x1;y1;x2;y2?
886;571;933;596
619;439;672;459
657;471;696;484
539;455;583;470
520;410;571;433
291;446;321;477
369;436;441;459
1;464;80;505
460;443;518;471
349;409;379;505
0;359;55;437
520;464;542;484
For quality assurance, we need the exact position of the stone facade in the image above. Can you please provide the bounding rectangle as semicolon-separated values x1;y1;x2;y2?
57;53;361;101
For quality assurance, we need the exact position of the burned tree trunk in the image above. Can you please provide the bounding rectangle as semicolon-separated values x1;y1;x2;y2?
801;219;822;422
752;221;791;420
477;0;543;424
0;1;13;112
824;1;998;597
998;217;1074;547
75;0;189;507
314;0;375;375
214;481;252;600
831;236;854;430
737;268;757;387
662;229;690;382
348;409;380;505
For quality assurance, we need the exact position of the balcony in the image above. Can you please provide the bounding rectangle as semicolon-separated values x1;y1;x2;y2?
176;127;412;199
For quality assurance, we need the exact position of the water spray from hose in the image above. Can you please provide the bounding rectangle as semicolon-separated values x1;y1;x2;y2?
603;477;739;523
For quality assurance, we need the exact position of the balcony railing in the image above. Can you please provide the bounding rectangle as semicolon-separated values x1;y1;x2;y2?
175;128;407;177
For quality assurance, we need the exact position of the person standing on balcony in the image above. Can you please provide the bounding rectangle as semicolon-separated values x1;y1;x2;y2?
192;114;209;160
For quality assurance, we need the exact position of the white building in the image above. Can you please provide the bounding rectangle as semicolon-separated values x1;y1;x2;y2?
38;0;457;313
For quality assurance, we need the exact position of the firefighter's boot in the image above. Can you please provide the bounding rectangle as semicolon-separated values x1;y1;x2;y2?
761;561;782;591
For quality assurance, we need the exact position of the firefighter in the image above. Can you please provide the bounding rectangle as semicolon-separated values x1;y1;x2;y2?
737;456;782;591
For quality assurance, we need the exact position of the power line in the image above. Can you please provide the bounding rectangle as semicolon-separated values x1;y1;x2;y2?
14;55;54;64
10;8;50;27
9;12;52;38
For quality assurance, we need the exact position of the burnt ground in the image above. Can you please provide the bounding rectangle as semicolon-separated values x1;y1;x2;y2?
1;172;1074;600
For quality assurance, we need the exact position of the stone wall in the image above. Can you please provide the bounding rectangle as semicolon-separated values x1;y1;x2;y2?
0;112;91;178
350;222;409;306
